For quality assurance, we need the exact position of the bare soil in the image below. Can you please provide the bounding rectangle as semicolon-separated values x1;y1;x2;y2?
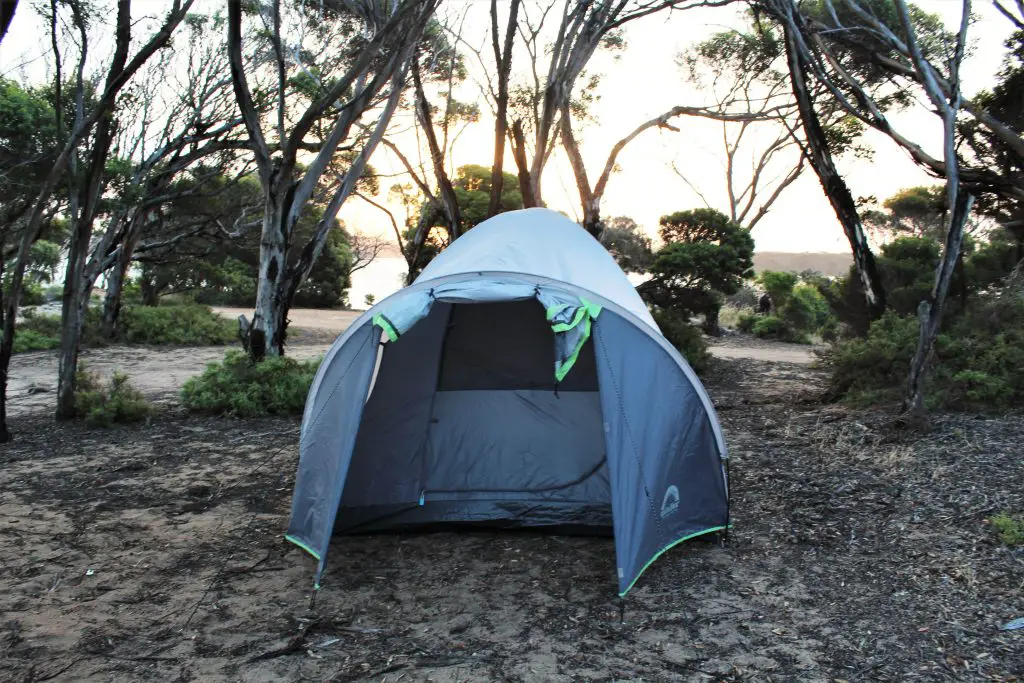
1;335;1022;681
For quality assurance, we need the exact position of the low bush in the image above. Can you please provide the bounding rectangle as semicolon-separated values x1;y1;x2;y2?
118;303;235;346
652;307;711;375
737;313;758;333
13;329;60;353
74;367;153;427
825;297;1024;410
751;315;811;344
181;350;321;417
13;303;235;354
990;512;1024;546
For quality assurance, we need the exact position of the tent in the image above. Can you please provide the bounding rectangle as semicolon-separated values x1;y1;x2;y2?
286;208;730;596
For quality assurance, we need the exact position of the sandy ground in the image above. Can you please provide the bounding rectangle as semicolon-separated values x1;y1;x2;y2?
1;334;1022;681
7;310;816;419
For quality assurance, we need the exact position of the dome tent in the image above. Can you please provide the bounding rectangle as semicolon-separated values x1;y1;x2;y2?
287;207;730;596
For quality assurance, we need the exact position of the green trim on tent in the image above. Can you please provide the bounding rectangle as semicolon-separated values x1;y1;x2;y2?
552;298;602;382
618;525;730;597
555;318;591;382
285;533;322;562
551;306;587;333
545;302;572;321
372;314;399;342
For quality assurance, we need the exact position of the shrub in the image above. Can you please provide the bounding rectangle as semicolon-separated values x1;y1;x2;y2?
825;297;1024;410
737;313;758;333
74;367;153;427
13;329;60;353
22;281;46;306
758;271;798;308
652;308;711;375
181;350;321;417
990;512;1024;546
751;315;811;344
118;303;236;345
784;285;832;333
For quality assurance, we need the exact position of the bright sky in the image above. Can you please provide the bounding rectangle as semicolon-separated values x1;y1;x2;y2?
1;0;1016;254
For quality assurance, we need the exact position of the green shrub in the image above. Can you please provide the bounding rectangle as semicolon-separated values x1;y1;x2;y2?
652;308;711;375
12;328;60;353
737;313;758;333
181;350;321;417
22;281;46;306
74;367;153;427
991;512;1024;546
825;297;1024;410
752;315;811;344
118;303;236;345
784;285;832;333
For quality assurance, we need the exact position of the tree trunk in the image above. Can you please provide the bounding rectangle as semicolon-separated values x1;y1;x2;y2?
0;247;8;443
560;109;602;237
782;22;887;323
244;199;290;361
101;230;139;339
486;0;520;219
510;120;537;208
903;192;975;416
412;61;461;239
56;225;92;419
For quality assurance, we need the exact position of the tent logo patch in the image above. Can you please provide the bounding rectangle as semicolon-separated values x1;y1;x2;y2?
660;485;680;518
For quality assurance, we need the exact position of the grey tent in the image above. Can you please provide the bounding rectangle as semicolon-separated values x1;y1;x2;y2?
287;208;729;596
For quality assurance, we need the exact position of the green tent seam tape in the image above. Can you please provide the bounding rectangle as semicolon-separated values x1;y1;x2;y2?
285;533;322;562
618;525;731;597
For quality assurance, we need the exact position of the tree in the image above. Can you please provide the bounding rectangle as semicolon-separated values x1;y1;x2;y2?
599;215;652;273
674;24;810;231
0;0;196;439
52;4;243;419
226;0;437;360
395;164;524;276
379;18;479;280
637;208;755;334
486;0;521;219
506;0;721;232
758;0;979;415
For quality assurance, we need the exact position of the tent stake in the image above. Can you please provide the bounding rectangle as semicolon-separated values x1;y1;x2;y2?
618;596;626;624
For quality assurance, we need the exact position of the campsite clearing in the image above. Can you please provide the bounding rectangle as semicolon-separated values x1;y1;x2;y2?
1;336;1021;681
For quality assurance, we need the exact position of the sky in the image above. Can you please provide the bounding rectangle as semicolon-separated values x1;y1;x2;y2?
0;0;1017;255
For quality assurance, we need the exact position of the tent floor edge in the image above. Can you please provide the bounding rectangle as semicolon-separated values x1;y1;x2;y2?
618;524;732;598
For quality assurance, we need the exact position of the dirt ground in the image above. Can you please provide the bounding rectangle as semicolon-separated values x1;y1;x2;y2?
1;329;1022;681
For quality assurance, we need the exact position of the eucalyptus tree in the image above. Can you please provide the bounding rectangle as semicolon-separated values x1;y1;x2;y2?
0;0;196;439
226;0;437;359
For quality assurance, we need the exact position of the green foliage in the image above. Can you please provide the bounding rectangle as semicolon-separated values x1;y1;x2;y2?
74;367;153;427
737;313;758;333
117;303;236;345
13;303;234;353
403;164;525;275
639;209;754;323
758;271;798;307
991;512;1024;546
751;315;809;344
750;273;832;342
12;328;60;353
137;171;356;308
181;351;321;417
826;298;1024;410
452;165;523;230
600;216;653;273
364;293;376;307
651;308;710;375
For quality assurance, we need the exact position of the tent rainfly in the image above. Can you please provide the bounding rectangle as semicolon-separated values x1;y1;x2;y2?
286;208;730;596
